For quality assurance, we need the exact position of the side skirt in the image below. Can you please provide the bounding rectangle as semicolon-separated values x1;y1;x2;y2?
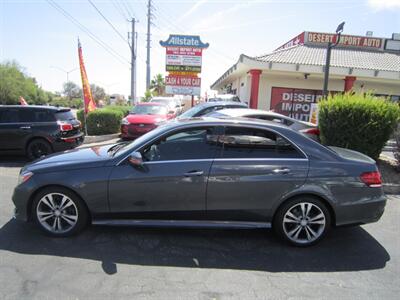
92;219;272;229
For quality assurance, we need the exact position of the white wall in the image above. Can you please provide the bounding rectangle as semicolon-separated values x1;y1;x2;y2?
219;70;400;110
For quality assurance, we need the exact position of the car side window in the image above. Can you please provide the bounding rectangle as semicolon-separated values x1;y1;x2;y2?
220;127;304;159
33;110;55;122
141;126;221;162
0;109;20;123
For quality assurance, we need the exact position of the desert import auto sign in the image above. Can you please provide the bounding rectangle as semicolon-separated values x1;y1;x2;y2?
160;35;209;96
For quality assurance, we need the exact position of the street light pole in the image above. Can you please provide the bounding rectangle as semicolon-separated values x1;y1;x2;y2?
322;22;345;98
50;66;78;83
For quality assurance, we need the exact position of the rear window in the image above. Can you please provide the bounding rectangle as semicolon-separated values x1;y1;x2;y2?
55;110;75;121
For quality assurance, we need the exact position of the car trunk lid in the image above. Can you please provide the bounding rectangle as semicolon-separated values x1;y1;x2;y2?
328;146;376;164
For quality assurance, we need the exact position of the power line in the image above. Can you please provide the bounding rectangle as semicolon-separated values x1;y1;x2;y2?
111;0;129;21
120;0;135;18
46;0;130;66
87;0;129;47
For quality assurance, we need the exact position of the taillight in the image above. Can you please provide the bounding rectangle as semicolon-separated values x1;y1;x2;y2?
58;121;73;131
360;171;382;187
301;128;320;135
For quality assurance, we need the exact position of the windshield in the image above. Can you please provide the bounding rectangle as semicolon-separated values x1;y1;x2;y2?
178;104;207;119
130;105;168;115
151;98;175;108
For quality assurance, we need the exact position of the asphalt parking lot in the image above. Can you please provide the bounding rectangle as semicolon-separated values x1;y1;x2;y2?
0;156;399;299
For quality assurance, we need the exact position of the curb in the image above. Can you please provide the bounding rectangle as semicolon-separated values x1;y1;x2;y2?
383;184;400;195
83;133;120;144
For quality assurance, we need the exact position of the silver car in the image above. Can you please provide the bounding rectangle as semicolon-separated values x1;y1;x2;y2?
208;108;320;141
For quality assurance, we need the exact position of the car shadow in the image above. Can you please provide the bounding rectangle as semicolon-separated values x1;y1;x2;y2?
0;219;390;274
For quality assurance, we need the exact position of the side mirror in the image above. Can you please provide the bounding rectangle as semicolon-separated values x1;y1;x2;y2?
128;151;143;167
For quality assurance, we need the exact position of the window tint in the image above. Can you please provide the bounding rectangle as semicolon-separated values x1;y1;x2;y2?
55;110;75;121
0;109;19;123
220;127;303;159
142;127;220;161
18;109;55;123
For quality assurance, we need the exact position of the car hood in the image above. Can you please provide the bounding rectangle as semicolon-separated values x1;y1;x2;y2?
126;114;167;124
23;144;114;173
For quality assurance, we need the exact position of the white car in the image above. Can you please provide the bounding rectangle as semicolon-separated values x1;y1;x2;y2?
207;108;320;141
150;97;183;115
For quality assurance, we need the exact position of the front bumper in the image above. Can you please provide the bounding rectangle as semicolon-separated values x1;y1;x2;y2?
12;181;34;222
121;124;156;139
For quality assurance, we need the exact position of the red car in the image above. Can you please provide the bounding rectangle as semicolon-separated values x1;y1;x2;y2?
120;103;175;139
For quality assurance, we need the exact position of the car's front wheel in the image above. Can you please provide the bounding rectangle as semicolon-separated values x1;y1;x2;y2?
32;187;89;237
273;197;331;247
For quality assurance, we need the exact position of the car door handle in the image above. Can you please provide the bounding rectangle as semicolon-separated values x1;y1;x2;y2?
272;168;291;174
19;126;31;130
183;170;204;177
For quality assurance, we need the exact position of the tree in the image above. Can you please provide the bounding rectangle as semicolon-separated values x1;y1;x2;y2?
62;81;82;100
141;89;153;102
150;74;165;96
90;84;107;104
0;60;46;105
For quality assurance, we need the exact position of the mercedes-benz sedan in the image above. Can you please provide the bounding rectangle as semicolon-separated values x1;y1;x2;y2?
12;118;386;246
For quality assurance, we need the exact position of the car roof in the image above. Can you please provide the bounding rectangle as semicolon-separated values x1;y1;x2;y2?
136;102;168;107
0;105;70;112
198;101;247;108
212;108;289;118
172;116;290;130
151;97;175;101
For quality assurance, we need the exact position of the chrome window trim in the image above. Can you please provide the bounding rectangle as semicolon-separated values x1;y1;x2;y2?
142;158;308;165
144;159;214;165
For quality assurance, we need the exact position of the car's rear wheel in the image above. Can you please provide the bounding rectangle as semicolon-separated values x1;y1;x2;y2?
273;197;331;247
32;187;89;237
27;139;53;160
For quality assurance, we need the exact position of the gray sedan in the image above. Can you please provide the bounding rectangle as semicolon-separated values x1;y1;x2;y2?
208;108;320;141
12;118;386;246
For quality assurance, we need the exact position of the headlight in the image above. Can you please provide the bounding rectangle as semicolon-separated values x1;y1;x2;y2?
121;118;129;125
18;171;33;185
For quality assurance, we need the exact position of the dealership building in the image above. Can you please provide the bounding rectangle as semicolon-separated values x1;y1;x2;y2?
210;31;400;121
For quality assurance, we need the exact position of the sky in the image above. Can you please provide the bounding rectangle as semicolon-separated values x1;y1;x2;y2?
1;0;400;99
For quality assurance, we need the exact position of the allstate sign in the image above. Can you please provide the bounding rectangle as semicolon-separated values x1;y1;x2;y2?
160;35;209;49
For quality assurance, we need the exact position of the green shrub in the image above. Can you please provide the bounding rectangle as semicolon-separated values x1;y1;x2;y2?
395;124;400;170
103;105;131;117
77;109;85;127
86;109;122;135
319;92;400;160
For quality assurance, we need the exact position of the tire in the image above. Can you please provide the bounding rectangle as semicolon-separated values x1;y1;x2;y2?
273;197;331;247
32;187;89;237
26;138;53;161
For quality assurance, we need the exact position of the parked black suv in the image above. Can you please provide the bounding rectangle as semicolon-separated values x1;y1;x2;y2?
0;105;84;160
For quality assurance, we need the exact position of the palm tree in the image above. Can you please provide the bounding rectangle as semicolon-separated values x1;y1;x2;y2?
150;74;165;96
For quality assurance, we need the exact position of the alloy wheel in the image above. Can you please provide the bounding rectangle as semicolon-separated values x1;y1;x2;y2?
36;193;78;234
282;202;326;244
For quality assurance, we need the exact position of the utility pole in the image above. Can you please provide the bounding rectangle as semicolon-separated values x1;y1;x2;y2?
146;0;152;90
130;18;137;105
323;21;345;98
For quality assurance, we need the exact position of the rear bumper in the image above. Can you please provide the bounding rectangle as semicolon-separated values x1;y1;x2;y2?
335;194;387;226
53;134;84;151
